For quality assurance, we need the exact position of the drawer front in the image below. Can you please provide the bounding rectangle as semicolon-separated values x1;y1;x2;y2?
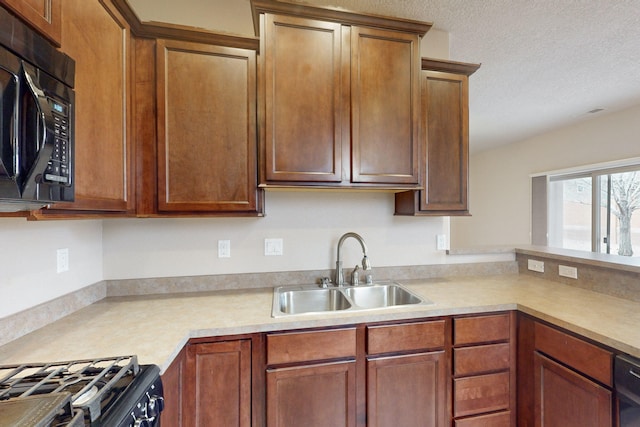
534;322;612;387
267;328;356;365
454;313;510;345
454;371;510;418
454;343;510;376
367;320;445;355
454;410;511;427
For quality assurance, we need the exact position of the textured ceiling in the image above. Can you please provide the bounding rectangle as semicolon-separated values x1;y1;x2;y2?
129;0;640;153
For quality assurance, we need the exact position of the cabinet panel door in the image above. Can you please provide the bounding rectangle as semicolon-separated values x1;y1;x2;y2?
261;13;345;183
420;71;469;212
267;361;356;427
185;340;252;427
367;351;447;427
56;0;132;213
0;0;61;45
350;26;420;185
534;352;612;427
156;40;259;212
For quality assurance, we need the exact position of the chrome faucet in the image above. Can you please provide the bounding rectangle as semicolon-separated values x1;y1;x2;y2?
335;232;372;286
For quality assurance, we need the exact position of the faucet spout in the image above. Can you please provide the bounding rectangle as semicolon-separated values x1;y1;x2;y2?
335;232;372;286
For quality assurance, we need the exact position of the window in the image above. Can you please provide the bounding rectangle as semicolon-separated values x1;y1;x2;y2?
532;162;640;257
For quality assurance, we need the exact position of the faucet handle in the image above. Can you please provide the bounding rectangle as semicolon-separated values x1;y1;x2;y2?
351;265;360;286
319;277;332;288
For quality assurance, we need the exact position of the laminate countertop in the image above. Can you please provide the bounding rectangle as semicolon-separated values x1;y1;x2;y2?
1;273;638;373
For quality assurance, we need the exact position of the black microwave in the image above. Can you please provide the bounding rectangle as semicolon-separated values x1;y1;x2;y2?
0;6;75;212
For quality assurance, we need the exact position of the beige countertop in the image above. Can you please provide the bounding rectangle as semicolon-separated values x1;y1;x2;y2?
1;273;639;373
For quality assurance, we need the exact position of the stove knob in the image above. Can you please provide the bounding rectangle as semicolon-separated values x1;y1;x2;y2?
147;395;165;417
133;417;152;427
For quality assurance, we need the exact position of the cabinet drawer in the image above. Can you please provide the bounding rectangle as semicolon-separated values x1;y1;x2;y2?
454;371;510;418
454;314;510;345
454;343;510;376
367;320;445;355
267;328;356;365
534;322;612;387
454;410;511;427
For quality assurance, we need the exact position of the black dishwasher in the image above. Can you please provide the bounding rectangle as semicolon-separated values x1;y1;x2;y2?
615;354;640;426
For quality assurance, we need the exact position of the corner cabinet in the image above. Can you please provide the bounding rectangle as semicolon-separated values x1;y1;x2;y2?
395;58;480;216
252;0;429;189
31;0;134;218
133;26;264;216
518;315;614;427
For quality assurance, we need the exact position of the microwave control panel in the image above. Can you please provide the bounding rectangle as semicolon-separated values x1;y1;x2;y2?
44;97;71;186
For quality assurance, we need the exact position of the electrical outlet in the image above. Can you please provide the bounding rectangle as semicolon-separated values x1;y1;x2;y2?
436;234;447;250
559;265;578;279
264;238;283;256
218;240;231;258
527;259;544;273
57;248;69;273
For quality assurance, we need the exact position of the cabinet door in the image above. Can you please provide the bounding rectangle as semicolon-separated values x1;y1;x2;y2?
156;39;260;213
0;0;61;45
160;346;186;427
184;340;252;427
266;361;356;427
420;70;469;212
367;351;447;427
534;352;612;427
46;0;133;215
350;26;420;185
261;13;345;184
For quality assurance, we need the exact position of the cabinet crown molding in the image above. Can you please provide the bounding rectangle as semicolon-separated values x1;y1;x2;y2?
250;0;432;37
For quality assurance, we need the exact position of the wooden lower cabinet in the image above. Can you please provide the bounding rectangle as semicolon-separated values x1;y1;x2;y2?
367;351;447;427
266;361;357;427
452;313;515;426
517;314;614;427
534;353;612;427
184;339;252;427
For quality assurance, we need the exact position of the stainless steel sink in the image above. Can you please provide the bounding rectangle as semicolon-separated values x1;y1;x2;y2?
272;282;432;317
342;283;423;309
276;288;352;315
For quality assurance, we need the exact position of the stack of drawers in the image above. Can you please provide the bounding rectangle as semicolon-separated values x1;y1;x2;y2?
452;313;514;426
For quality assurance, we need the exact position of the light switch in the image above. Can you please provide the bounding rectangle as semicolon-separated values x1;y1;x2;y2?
265;238;283;256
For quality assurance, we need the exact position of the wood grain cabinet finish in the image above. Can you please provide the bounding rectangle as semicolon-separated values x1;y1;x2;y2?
160;346;186;427
395;58;480;216
366;320;448;427
266;328;357;427
534;352;612;427
154;39;262;214
184;340;252;427
367;351;447;427
33;0;134;217
0;0;61;45
452;313;515;426
517;315;614;427
255;1;429;189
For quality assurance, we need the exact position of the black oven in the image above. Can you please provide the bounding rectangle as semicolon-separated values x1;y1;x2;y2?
0;355;164;427
615;354;640;427
0;5;75;212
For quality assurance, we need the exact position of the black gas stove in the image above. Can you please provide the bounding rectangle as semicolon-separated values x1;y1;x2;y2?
0;355;164;427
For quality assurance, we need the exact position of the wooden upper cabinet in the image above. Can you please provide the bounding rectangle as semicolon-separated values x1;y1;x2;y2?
395;58;480;216
261;14;344;183
350;26;420;185
32;0;133;217
0;0;61;45
253;0;430;189
154;39;262;214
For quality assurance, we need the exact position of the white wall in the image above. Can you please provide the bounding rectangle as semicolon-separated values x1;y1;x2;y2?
451;105;640;248
103;192;449;280
0;219;102;318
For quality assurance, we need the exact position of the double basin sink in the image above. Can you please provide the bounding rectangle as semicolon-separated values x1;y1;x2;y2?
272;281;432;317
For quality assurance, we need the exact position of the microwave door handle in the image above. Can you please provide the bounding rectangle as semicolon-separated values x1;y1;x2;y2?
21;66;55;194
